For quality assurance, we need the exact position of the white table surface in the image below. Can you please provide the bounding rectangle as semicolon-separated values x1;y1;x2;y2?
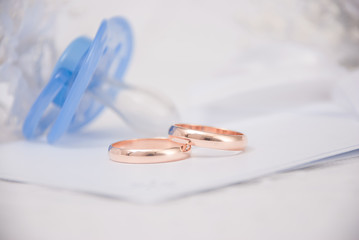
1;156;359;240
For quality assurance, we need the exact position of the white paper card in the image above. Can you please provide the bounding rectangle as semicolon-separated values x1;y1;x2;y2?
1;101;359;203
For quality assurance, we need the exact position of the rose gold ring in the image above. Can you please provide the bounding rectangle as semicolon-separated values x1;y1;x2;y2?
168;123;247;151
108;138;191;164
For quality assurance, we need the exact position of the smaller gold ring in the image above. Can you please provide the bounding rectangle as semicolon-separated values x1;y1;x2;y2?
168;123;247;151
108;138;190;164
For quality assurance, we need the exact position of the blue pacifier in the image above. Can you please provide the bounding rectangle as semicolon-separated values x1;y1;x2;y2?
22;16;177;143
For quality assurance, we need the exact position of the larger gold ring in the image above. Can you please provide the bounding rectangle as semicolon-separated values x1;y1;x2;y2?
108;138;190;164
168;123;247;151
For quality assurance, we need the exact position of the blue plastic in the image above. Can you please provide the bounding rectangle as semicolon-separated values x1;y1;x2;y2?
22;17;133;143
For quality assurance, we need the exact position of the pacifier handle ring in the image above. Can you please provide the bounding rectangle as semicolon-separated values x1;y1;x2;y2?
22;69;71;139
22;37;92;140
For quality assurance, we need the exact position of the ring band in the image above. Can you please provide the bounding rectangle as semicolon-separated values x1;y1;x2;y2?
108;138;190;164
168;124;247;151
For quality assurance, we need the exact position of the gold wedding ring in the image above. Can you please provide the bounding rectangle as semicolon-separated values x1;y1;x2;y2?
168;124;247;151
108;138;190;164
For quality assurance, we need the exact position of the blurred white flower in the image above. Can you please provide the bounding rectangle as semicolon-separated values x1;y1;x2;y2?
0;0;57;139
